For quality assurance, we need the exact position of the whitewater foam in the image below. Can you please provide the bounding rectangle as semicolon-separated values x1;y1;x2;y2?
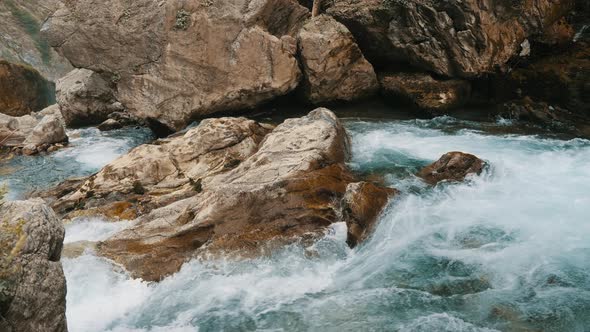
60;118;590;331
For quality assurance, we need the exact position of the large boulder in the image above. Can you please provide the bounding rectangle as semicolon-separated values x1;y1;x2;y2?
0;105;68;153
0;0;72;82
380;73;471;113
46;109;393;281
418;152;486;185
297;15;378;103
44;0;306;131
0;199;67;332
326;0;573;78
0;60;55;117
56;68;123;127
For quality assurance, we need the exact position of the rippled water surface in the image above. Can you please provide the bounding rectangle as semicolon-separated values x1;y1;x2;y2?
0;127;153;199
7;116;590;332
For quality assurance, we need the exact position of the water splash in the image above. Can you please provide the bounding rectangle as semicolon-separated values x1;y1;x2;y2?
57;118;590;331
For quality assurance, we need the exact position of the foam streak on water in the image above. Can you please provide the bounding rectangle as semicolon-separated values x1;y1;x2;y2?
62;118;590;332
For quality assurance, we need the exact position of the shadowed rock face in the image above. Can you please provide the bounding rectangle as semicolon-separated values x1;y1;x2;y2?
297;15;378;103
0;60;55;117
44;0;307;131
418;152;486;185
380;73;471;113
45;109;393;281
0;199;67;332
326;0;573;78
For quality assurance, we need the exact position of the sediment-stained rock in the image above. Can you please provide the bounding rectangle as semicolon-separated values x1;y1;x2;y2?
44;0;305;131
0;60;55;117
418;152;486;185
0;199;67;332
326;0;573;78
46;109;392;281
297;15;378;103
380;73;471;113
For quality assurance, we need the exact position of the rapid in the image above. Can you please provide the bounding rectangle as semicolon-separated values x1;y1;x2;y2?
3;116;590;331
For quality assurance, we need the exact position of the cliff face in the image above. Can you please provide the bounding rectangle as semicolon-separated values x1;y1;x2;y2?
44;0;306;131
40;0;577;131
0;0;72;82
325;0;574;77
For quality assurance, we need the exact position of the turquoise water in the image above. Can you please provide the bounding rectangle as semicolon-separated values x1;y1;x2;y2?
12;117;590;331
0;126;153;199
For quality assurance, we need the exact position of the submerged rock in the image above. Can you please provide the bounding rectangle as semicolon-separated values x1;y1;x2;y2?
47;109;392;281
0;60;54;117
379;73;471;113
44;0;305;131
56;68;124;127
325;0;572;78
297;15;378;104
0;199;67;332
418;152;485;185
0;105;68;154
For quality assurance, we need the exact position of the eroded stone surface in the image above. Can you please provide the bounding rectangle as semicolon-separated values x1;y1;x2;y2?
45;0;305;131
45;109;392;281
0;199;67;332
326;0;572;78
297;15;378;103
418;152;486;185
380;73;471;112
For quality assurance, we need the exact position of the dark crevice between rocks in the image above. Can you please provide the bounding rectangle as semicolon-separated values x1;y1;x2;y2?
146;117;175;138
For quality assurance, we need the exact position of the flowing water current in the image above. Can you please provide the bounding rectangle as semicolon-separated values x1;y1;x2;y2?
2;116;590;332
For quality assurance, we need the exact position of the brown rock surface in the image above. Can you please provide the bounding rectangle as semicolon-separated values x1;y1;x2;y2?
342;182;397;247
0;60;55;117
418;152;486;185
326;0;573;78
380;73;471;113
44;0;306;131
46;109;392;281
0;199;67;332
297;15;378;103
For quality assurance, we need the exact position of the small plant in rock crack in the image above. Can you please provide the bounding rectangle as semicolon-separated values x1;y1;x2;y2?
174;9;191;30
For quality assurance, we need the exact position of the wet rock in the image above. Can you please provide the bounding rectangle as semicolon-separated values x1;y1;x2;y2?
380;73;471;113
97;119;123;132
499;97;590;137
496;42;590;130
342;182;397;247
0;106;68;152
45;0;305;131
56;68;123;127
0;60;55;117
297;15;378;104
0;0;72;82
61;240;97;259
418;152;486;185
325;0;572;78
0;199;67;332
47;109;393;281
